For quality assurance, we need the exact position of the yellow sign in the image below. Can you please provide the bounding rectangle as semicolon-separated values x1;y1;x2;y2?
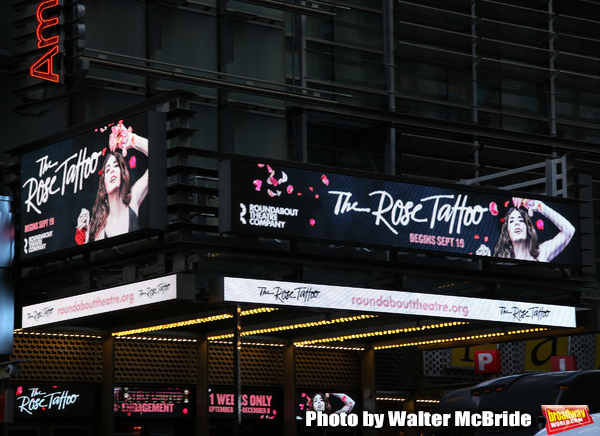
524;337;568;372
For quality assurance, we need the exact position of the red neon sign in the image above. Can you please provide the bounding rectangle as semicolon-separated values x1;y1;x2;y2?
30;0;60;82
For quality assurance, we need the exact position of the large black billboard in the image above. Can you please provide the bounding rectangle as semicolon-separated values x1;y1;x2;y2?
220;160;581;266
20;111;166;260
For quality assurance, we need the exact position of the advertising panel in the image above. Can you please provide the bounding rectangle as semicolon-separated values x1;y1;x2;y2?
220;160;581;266
22;274;194;328
20;111;166;260
114;387;193;418
0;196;14;354
209;388;280;419
218;277;577;328
13;384;97;419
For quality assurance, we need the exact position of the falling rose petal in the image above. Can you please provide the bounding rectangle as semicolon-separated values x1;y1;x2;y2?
309;219;316;226
500;217;505;223
315;194;319;199
276;190;282;196
16;386;23;396
474;234;480;239
279;172;288;184
536;219;544;230
98;169;103;176
489;202;499;216
504;201;510;207
309;187;313;191
267;189;276;197
287;185;294;194
297;192;302;196
321;174;329;186
266;165;273;173
484;236;489;242
102;147;107;156
269;176;278;186
253;179;262;191
257;163;265;168
129;156;136;169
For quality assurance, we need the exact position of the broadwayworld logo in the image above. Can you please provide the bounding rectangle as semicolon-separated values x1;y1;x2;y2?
542;405;593;435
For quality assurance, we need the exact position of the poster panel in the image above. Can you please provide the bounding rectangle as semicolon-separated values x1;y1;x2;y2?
20;111;166;259
220;160;581;266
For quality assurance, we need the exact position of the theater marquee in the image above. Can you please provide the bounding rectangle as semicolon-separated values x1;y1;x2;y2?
219;160;581;266
216;277;576;328
22;274;194;328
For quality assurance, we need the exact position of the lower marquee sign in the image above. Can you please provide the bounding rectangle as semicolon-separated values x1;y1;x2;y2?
14;385;96;419
215;277;577;328
22;274;194;328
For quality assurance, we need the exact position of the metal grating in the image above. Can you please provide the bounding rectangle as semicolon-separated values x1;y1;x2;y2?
295;348;361;391
11;334;103;383
208;342;284;387
376;348;418;391
569;334;595;370
114;339;197;385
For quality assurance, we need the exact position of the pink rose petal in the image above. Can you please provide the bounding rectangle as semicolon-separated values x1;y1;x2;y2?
253;179;262;191
309;219;316;226
321;174;329;186
536;219;544;230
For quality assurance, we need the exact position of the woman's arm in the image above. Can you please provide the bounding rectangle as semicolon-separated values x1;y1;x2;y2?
329;393;355;414
127;133;149;213
109;122;149;213
516;197;575;262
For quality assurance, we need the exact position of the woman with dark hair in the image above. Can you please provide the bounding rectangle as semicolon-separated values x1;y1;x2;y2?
493;197;575;262
308;392;355;414
89;122;149;241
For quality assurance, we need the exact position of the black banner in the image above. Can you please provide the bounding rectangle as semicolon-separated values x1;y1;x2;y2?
20;111;166;259
220;160;581;266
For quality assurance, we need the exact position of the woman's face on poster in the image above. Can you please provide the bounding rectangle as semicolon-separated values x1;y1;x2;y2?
507;209;527;242
312;394;326;412
104;154;122;194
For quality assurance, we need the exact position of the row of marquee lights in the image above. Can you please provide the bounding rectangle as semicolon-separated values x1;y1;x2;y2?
15;311;551;351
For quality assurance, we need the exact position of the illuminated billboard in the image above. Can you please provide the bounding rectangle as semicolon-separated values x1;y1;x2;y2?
220;160;581;266
209;388;280;419
20;111;166;260
0;196;14;354
217;277;577;328
114;387;193;418
14;384;97;419
22;274;194;328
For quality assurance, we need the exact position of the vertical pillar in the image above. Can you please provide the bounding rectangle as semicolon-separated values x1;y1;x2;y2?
404;393;417;436
233;304;242;435
384;126;396;175
547;0;557;137
292;10;307;164
383;0;396;112
283;343;297;436
101;334;115;436
197;338;209;436
361;347;377;436
470;1;479;125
